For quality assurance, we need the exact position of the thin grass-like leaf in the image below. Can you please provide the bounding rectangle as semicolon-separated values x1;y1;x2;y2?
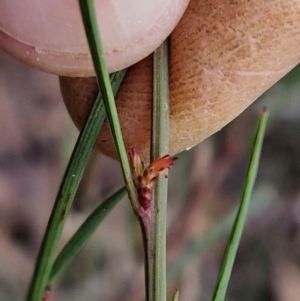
78;0;138;209
26;65;126;301
172;288;180;301
48;187;127;284
167;184;275;282
211;108;269;301
26;94;106;301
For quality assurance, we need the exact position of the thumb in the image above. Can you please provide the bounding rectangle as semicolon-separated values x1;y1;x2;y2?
0;0;189;76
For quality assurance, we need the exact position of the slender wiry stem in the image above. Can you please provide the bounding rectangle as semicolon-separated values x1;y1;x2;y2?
78;3;171;301
144;40;170;301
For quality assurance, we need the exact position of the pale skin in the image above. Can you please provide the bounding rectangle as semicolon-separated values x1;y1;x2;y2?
1;0;300;161
0;0;190;76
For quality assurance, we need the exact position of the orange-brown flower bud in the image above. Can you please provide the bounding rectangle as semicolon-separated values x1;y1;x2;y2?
128;147;177;209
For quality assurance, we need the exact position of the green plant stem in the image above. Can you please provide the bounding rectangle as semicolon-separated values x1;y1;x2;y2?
78;3;171;301
212;108;269;301
26;93;106;301
48;186;127;284
78;0;138;209
144;40;170;301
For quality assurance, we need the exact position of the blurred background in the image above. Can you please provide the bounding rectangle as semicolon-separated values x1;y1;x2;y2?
0;49;300;301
